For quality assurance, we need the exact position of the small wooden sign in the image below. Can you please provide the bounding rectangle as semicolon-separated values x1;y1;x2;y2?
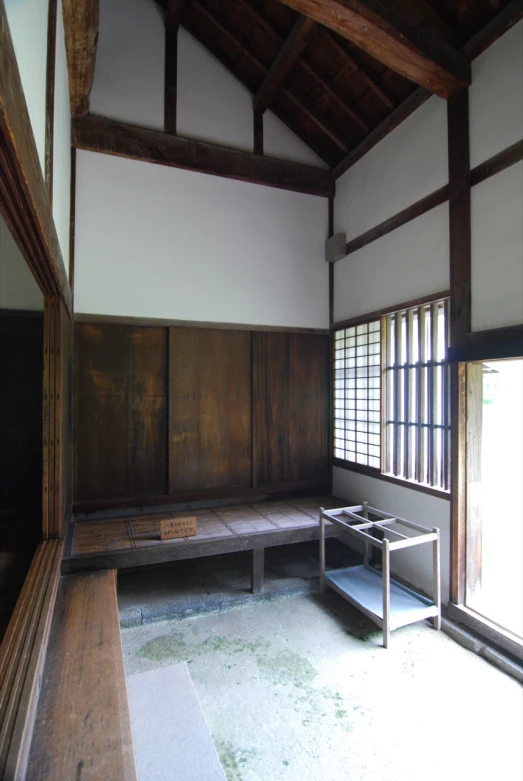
160;516;197;541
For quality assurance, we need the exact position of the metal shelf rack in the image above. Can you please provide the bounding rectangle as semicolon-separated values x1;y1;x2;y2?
320;503;441;648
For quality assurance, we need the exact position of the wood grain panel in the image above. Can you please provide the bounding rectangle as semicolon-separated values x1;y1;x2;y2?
74;324;167;501
168;328;251;492
253;332;329;486
0;313;43;542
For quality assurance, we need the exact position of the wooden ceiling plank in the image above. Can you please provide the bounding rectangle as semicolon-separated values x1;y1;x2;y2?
164;0;187;133
321;30;395;110
62;0;100;118
191;1;348;151
71;114;334;197
254;15;317;114
275;0;471;98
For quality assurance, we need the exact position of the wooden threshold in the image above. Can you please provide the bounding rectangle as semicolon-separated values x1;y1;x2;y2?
0;539;63;780
26;570;137;780
63;497;343;575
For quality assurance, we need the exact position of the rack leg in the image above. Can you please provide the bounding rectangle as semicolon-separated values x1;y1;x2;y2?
251;548;264;594
433;528;441;630
319;509;326;593
382;538;390;648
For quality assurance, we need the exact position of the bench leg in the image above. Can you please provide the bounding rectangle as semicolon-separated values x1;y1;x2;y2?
251;548;264;594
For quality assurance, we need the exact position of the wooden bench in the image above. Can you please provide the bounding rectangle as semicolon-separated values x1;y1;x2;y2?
25;570;137;781
0;540;63;780
63;497;343;593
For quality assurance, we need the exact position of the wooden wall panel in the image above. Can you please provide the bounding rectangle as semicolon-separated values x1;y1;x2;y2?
0;313;43;542
253;332;329;486
168;328;252;492
74;324;167;502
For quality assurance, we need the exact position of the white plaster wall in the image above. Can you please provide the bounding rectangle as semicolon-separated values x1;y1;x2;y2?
469;21;523;168
4;0;49;173
471;162;523;332
334;96;448;241
333;467;451;604
91;0;324;166
74;151;328;328
333;203;450;323
52;0;71;277
0;215;44;311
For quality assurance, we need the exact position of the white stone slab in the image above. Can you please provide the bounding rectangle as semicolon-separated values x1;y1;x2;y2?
127;663;226;781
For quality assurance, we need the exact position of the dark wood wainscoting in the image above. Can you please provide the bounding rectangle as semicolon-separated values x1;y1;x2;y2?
74;322;330;511
0;312;43;541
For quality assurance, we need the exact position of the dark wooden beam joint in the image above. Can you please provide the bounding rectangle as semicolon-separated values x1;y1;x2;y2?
62;0;100;118
276;0;471;98
254;15;316;115
164;0;187;134
72;115;334;197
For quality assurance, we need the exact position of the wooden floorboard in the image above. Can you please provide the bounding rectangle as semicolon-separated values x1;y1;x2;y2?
26;570;137;781
64;497;344;574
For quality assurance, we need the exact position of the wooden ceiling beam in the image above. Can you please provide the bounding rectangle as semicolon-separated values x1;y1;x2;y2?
461;0;523;60
275;0;471;98
191;1;349;151
322;30;395;110
62;0;100;118
238;1;368;134
71;115;334;197
254;15;316;114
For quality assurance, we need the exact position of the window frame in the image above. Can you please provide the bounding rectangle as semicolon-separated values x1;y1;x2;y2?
332;292;451;502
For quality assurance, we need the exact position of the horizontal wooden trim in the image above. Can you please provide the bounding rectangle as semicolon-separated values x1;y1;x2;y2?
332;459;451;501
343;186;449;258
470;138;523;188
73;482;332;515
448;324;523;362
446;602;523;662
332;290;450;331
333;137;523;257
74;312;330;334
71;115;334;197
0;539;64;779
0;3;72;314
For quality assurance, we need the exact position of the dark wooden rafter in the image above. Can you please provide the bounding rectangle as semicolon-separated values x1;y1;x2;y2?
254;14;317;114
242;2;369;135
0;3;72;312
462;0;523;59
165;0;187;133
321;29;395;110
276;0;471;97
62;0;100;117
45;0;58;202
190;1;348;151
72;114;334;197
420;0;465;46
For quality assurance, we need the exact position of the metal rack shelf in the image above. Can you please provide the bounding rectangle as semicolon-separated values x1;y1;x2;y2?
320;503;441;648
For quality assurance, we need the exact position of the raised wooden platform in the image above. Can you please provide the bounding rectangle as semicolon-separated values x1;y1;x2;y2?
63;497;342;577
26;570;137;781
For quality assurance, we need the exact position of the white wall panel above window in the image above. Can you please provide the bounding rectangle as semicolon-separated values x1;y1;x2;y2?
334;96;448;242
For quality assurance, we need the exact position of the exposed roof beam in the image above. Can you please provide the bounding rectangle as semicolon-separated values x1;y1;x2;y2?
254;15;316;114
275;0;471;98
62;0;100;117
191;1;348;151
71;115;334;197
239;1;368;134
461;0;523;60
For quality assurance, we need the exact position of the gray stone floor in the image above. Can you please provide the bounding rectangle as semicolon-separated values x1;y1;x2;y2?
120;552;523;781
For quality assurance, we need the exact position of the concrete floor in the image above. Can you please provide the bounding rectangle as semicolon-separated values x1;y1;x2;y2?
121;576;523;781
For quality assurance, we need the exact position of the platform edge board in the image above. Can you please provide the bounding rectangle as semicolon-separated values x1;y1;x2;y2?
62;523;341;574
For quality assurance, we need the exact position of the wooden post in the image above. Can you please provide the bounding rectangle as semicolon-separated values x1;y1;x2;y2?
432;527;442;630
251;547;264;594
319;508;326;592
